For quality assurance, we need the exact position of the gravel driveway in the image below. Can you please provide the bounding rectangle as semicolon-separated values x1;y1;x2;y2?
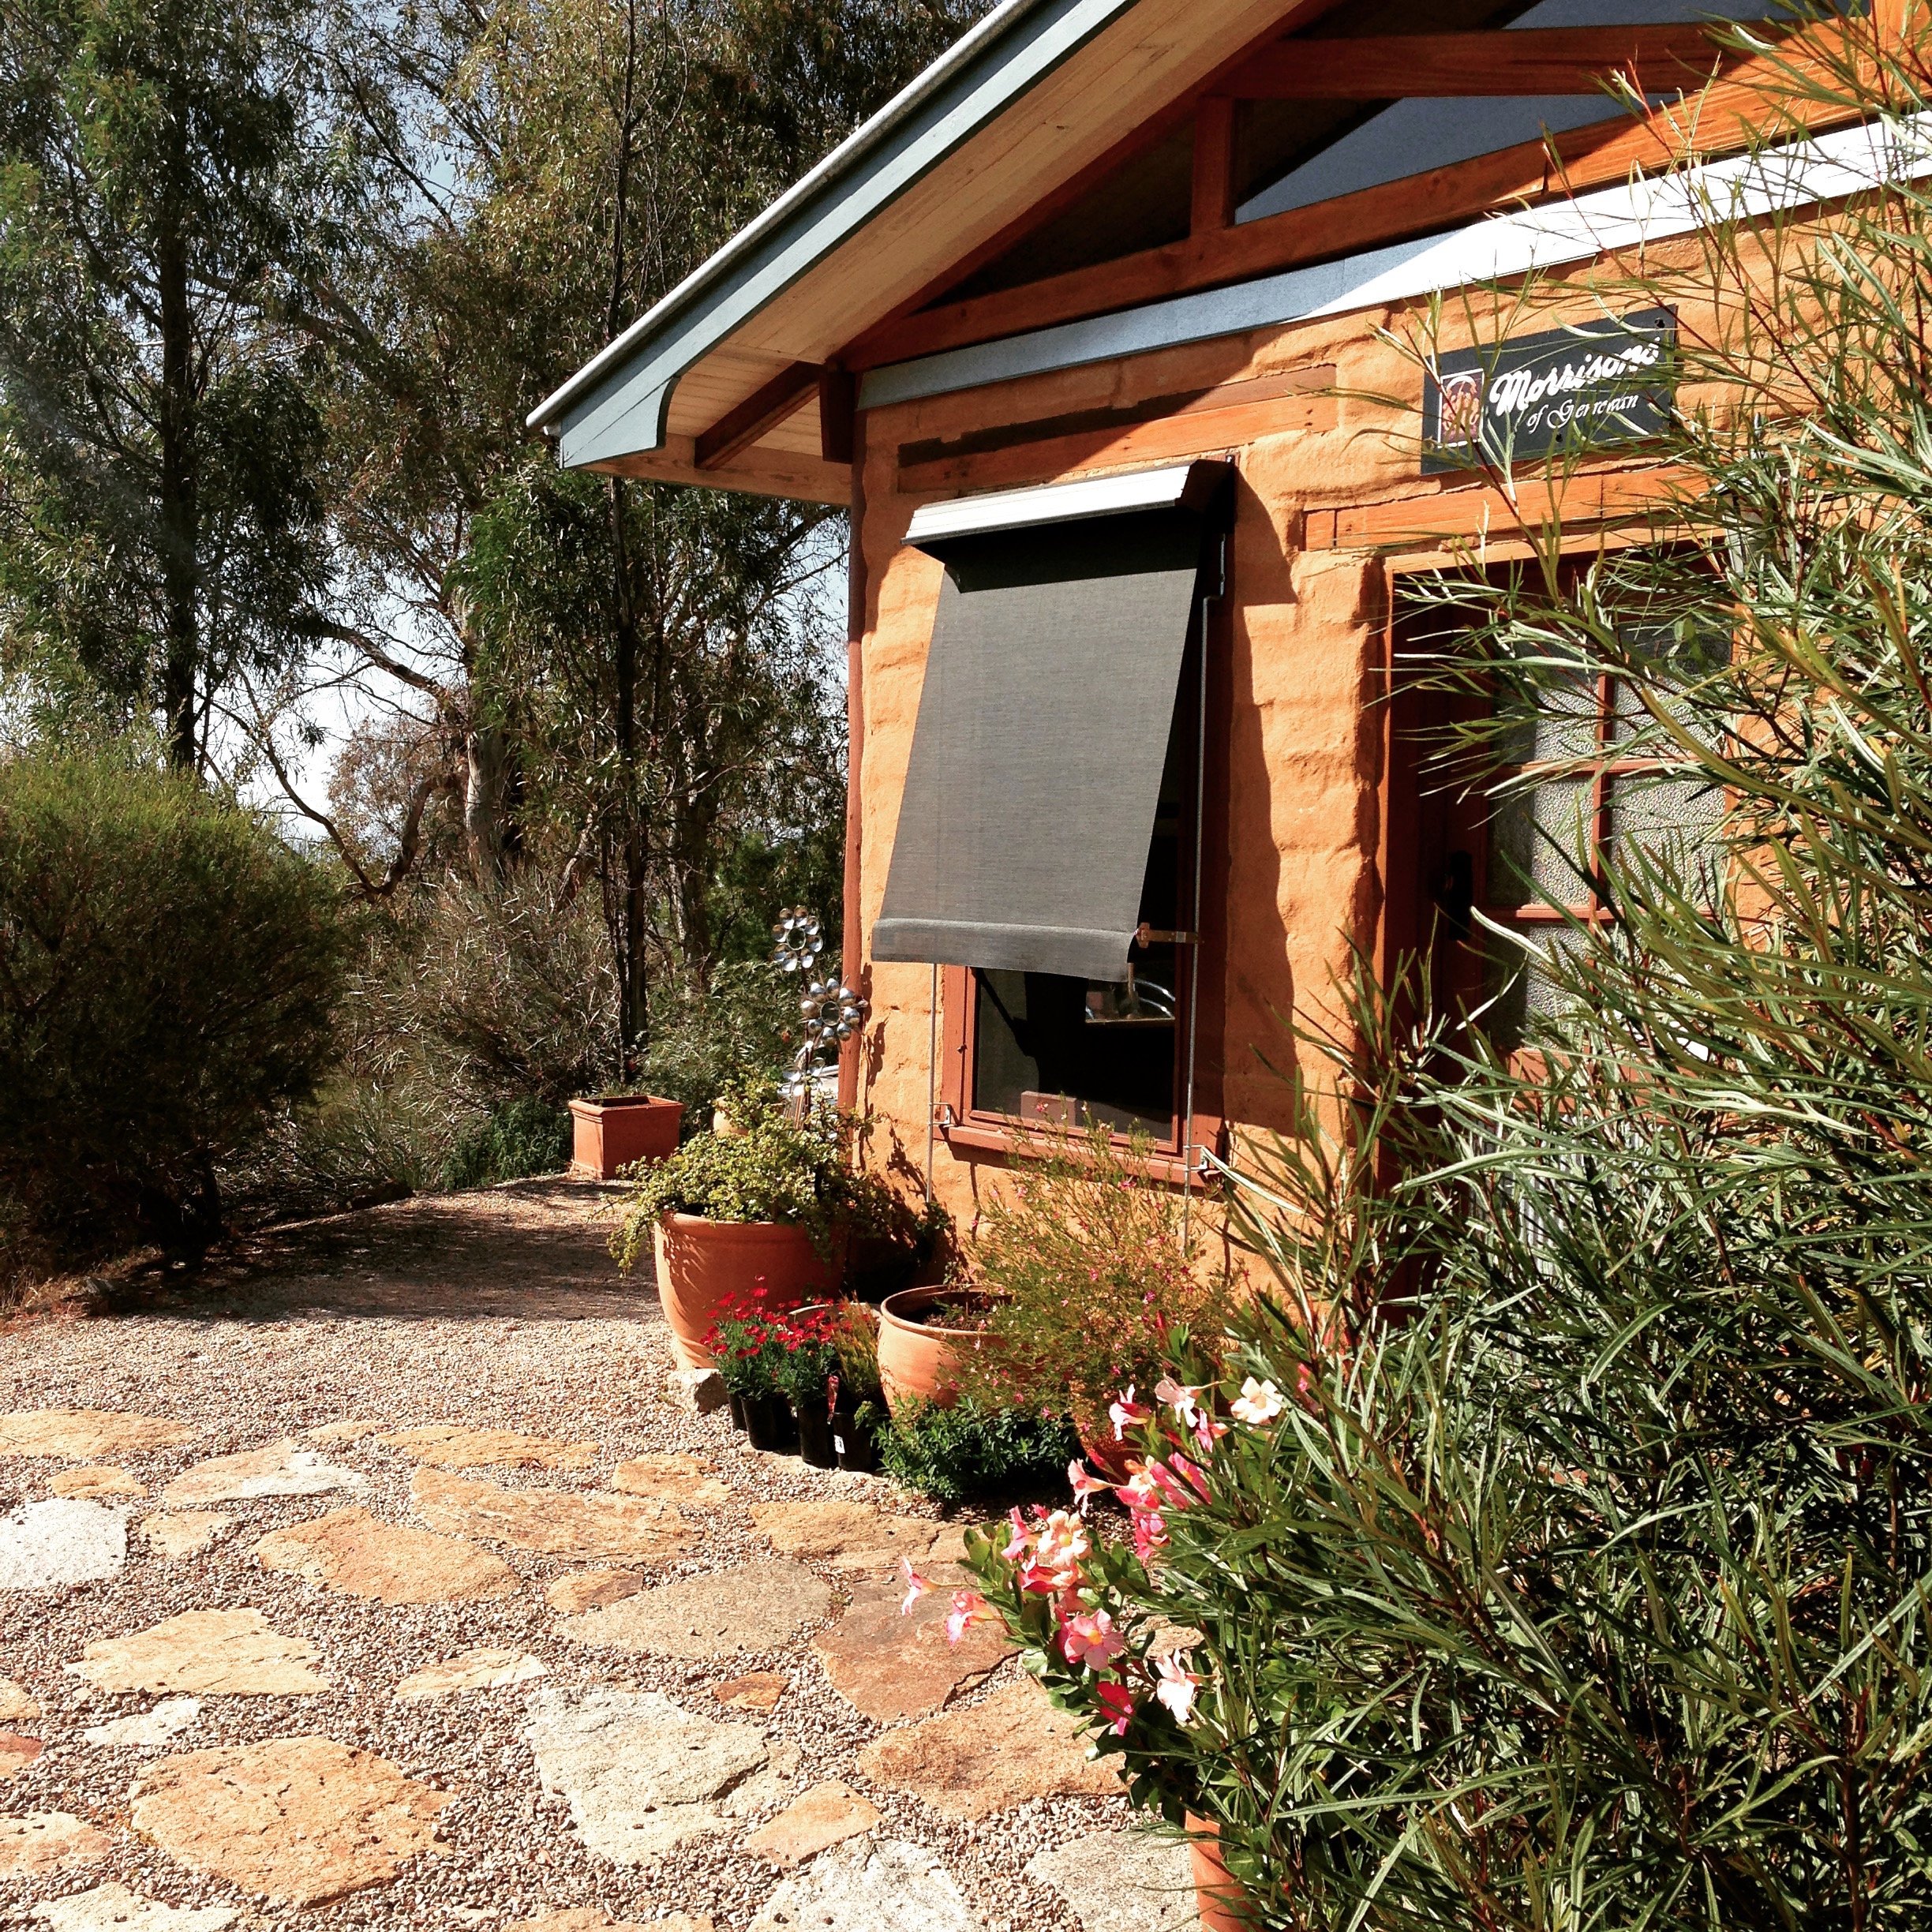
0;1181;1198;1932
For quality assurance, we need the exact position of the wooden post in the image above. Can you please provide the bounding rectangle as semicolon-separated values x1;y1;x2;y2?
837;407;867;1116
1190;97;1237;237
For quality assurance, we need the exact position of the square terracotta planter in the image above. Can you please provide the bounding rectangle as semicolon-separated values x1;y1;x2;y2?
567;1095;684;1179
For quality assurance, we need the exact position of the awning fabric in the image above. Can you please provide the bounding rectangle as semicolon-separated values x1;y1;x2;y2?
873;462;1227;983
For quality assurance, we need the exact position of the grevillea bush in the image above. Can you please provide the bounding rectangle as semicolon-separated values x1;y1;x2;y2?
954;1124;1237;1442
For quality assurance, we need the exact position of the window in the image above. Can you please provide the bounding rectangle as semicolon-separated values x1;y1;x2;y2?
1477;630;1728;1045
968;631;1200;1137
1391;594;1728;1054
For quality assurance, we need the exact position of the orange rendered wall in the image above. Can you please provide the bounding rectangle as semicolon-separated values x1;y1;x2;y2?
844;263;1698;1228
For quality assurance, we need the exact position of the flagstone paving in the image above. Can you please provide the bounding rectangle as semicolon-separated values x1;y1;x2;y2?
0;1179;1193;1931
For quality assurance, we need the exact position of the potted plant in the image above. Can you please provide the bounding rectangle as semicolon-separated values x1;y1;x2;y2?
770;1304;844;1469
612;1079;902;1370
704;1287;796;1452
827;1303;886;1473
877;1285;1008;1416
951;1123;1236;1470
568;1094;685;1179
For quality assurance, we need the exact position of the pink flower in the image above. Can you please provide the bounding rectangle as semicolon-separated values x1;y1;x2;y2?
1058;1607;1125;1672
899;1557;932;1617
1067;1458;1110;1514
1131;1506;1167;1559
1155;1376;1207;1429
1152;1649;1200;1725
1230;1376;1286;1426
944;1589;995;1645
1109;1387;1153;1442
1002;1506;1032;1563
1193;1413;1230;1452
1095;1678;1135;1736
1166;1451;1214;1503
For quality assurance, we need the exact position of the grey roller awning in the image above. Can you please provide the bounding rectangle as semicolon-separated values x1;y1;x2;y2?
873;460;1229;983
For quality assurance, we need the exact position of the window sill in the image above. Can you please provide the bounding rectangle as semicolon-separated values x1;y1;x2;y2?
940;1116;1211;1189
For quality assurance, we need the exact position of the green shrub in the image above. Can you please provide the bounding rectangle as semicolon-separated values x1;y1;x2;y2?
611;1077;908;1265
0;751;343;1260
878;1398;1079;1507
636;960;796;1125
440;1098;571;1190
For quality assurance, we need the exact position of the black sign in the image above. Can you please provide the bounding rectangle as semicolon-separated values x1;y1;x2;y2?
1422;307;1677;475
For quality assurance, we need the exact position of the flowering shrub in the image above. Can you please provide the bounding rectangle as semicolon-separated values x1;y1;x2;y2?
766;1301;844;1411
955;1124;1237;1441
700;1282;795;1400
900;1347;1309;1918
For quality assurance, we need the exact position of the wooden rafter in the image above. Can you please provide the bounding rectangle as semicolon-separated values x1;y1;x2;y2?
1190;96;1237;235
1220;25;1732;100
693;360;822;470
847;29;1876;376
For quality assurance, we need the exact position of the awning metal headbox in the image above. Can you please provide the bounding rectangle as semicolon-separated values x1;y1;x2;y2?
874;459;1230;983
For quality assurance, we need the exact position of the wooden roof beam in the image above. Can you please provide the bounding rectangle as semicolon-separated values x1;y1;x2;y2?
693;361;824;470
1220;25;1732;99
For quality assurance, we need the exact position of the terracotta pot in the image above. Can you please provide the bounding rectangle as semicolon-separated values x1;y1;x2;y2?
651;1215;844;1371
877;1287;1005;1417
1185;1814;1250;1932
568;1095;684;1179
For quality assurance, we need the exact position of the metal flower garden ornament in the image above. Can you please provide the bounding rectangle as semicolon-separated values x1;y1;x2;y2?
770;908;865;1102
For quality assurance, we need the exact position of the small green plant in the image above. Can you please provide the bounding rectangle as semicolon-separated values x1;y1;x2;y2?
440;1099;571;1190
877;1398;1080;1506
957;1123;1237;1440
611;1077;905;1266
766;1301;844;1413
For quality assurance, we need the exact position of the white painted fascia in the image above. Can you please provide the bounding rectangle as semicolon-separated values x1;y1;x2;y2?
860;114;1932;410
904;459;1226;541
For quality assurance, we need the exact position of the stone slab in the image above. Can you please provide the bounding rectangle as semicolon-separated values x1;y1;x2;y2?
814;1576;1012;1724
713;1671;788;1713
0;1675;41;1720
561;1561;834;1661
546;1570;646;1614
162;1440;366;1506
411;1467;695;1562
856;1681;1120;1822
2;1729;44;1776
0;1498;127;1590
254;1506;520;1604
1026;1829;1200;1932
82;1696;201;1748
751;1500;942;1574
0;1810;112;1878
749;1838;980;1932
612;1454;730;1507
136;1512;235;1559
376;1425;597;1470
743;1780;881;1870
525;1687;769;1866
129;1733;450;1905
70;1608;329;1697
51;1466;145;1500
31;1885;236;1930
396;1648;547;1702
0;1410;193;1461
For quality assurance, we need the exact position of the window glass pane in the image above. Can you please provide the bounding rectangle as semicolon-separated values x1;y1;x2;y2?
1482;919;1587;1054
1611;623;1733;743
1499;664;1599;766
973;967;1178;1133
1485;775;1594;910
1605;774;1728;900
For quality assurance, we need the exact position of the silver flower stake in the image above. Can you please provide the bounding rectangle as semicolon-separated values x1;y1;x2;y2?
771;909;867;1098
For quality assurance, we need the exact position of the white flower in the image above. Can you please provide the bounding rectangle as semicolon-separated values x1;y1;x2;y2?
1229;1376;1285;1426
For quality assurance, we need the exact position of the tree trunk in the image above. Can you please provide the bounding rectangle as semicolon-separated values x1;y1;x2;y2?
462;721;511;880
155;117;199;771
